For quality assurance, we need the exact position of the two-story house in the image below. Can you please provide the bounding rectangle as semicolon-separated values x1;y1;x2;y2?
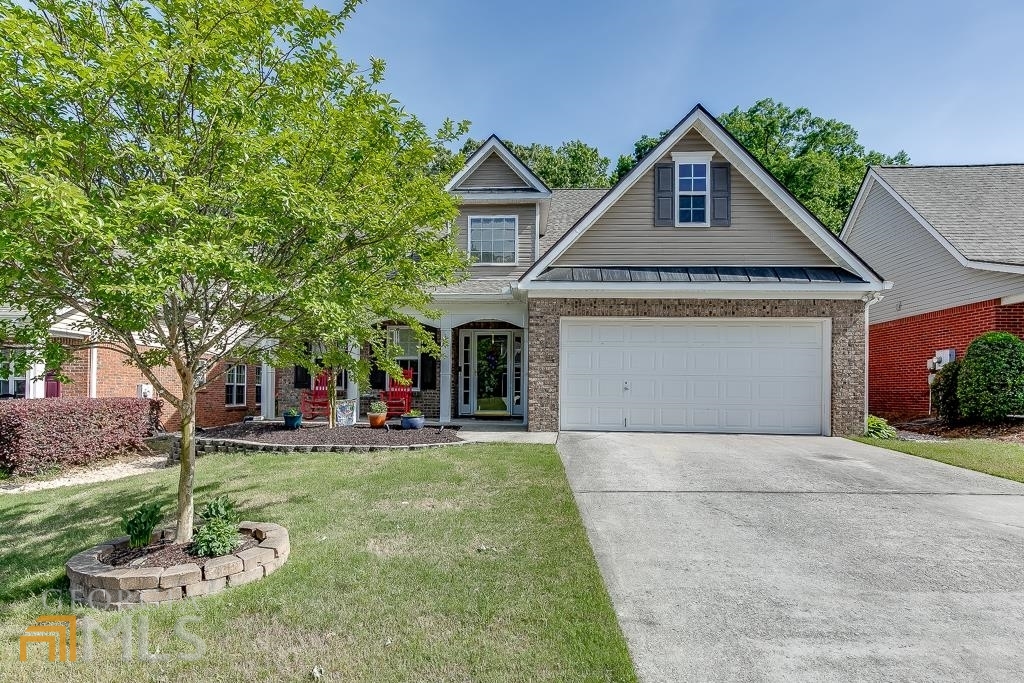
277;103;885;436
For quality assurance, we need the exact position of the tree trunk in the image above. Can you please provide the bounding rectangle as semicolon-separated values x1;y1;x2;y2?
175;372;197;542
328;367;338;428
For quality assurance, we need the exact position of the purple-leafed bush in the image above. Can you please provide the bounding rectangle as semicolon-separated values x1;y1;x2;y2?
0;397;161;475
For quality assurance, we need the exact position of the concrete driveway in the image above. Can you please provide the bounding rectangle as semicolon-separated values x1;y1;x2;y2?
558;432;1024;682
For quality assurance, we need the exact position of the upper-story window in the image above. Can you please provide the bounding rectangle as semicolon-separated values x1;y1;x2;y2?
468;215;517;265
672;152;714;227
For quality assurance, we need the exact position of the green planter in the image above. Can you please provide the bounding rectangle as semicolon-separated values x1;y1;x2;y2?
283;413;302;430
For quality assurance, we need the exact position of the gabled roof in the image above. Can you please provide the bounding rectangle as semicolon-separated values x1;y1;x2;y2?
540;188;607;252
852;165;1024;269
445;135;551;197
519;104;884;289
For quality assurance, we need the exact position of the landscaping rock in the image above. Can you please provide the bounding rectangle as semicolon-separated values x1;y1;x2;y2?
140;586;182;603
236;546;276;571
185;577;227;597
159;563;201;588
226;566;264;586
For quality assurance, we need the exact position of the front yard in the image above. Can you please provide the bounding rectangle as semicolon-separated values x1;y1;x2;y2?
853;436;1024;484
0;444;636;682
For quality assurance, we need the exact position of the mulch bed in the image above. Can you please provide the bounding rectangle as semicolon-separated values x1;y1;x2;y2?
200;422;463;446
107;535;258;569
896;417;1024;444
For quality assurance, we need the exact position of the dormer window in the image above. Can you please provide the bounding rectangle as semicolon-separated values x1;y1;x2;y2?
468;215;518;265
672;152;714;227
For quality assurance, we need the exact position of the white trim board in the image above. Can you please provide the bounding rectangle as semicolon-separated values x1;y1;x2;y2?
519;105;884;288
841;170;1024;277
446;135;551;197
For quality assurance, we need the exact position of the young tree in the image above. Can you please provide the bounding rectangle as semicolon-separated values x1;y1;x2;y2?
0;0;468;541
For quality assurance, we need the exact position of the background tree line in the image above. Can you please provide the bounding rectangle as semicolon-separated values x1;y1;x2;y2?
464;98;910;234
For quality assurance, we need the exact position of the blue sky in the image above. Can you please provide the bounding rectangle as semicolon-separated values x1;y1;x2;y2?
331;0;1024;165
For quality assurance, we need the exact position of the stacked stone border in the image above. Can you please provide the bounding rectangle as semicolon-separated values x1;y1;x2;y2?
66;521;289;611
169;435;470;461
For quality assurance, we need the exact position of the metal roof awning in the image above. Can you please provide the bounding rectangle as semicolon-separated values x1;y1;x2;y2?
533;265;867;285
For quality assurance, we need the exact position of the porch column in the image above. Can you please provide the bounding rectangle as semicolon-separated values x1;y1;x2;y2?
346;342;360;405
261;362;276;419
520;327;528;427
439;324;453;423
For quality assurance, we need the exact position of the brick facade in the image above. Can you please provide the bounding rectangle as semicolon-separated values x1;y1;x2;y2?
526;298;868;435
868;298;1024;418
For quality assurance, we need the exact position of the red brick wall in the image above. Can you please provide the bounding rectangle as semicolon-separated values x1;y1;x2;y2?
868;299;1024;418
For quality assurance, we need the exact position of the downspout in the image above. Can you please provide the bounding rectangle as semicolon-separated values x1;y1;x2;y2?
89;346;98;398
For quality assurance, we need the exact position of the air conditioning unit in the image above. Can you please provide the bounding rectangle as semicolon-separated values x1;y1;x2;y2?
136;383;154;399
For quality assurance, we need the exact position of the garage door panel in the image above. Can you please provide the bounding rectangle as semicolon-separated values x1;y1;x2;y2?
560;319;826;435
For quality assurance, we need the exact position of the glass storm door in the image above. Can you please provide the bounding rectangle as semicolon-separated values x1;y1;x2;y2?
473;333;512;415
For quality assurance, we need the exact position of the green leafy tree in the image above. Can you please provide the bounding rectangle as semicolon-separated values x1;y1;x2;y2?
460;138;610;188
614;100;910;233
0;0;468;541
610;130;669;184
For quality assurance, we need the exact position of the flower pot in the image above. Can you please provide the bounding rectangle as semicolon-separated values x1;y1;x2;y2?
401;415;425;430
368;412;388;428
283;413;302;430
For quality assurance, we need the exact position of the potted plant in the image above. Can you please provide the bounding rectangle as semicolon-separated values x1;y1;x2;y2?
282;407;302;430
401;409;425;430
368;400;388;428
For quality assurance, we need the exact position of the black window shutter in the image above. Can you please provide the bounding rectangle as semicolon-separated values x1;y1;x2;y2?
710;162;731;227
294;365;311;390
419;352;437;391
653;162;675;227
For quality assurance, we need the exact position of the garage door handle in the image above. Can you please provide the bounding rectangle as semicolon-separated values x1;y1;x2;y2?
623;381;630;391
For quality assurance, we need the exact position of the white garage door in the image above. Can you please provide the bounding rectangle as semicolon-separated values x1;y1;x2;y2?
559;318;829;435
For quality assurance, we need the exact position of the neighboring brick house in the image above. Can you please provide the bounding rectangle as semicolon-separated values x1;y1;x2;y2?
841;165;1024;418
292;103;885;436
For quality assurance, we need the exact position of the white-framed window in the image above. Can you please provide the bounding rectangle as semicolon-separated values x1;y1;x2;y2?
672;152;714;227
388;326;420;391
254;365;263;406
0;349;26;399
468;215;517;265
224;363;246;406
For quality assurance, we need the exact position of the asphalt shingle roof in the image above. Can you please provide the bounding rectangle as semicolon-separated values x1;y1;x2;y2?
874;164;1024;266
539;188;607;253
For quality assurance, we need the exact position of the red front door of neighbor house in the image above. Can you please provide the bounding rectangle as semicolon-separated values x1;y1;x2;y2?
44;372;61;398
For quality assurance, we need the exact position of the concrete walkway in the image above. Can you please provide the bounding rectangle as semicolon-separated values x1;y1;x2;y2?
559;432;1024;682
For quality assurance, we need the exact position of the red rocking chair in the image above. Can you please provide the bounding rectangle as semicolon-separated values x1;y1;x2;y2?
379;367;413;418
300;370;331;419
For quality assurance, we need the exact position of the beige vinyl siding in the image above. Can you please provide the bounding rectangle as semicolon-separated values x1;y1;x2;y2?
845;183;1024;323
554;129;836;267
455;203;536;277
456;152;529;189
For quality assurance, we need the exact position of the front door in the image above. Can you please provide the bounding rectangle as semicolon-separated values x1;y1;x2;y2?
458;330;523;417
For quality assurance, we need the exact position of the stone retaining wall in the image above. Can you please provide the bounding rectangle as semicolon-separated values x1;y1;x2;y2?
66;522;289;611
168;435;467;461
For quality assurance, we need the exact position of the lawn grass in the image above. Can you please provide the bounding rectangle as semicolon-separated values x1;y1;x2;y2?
852;436;1024;484
0;444;636;682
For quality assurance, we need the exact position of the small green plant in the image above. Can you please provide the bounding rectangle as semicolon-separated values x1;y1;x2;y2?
402;409;423;418
192;518;242;557
369;400;387;414
121;502;163;549
200;495;238;523
283;407;301;417
957;332;1024;423
865;415;898;440
931;358;961;424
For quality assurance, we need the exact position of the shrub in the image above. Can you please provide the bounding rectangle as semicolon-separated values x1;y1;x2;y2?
402;409;423;418
192;518;242;557
200;495;238;524
957;332;1024;423
369;400;387;414
121;502;163;548
865;415;898;440
0;397;161;476
930;358;962;424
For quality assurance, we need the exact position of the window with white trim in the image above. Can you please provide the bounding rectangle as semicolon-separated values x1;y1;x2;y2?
468;215;517;265
388;326;420;391
254;365;263;406
672;152;714;227
224;364;246;406
0;349;26;398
